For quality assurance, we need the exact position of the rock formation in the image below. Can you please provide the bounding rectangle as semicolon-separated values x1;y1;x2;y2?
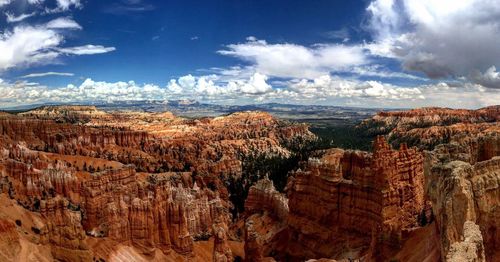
0;107;315;261
40;196;92;262
212;217;233;262
360;106;500;149
1;105;499;261
446;221;486;262
283;137;426;261
242;177;287;261
244;176;288;221
425;133;499;261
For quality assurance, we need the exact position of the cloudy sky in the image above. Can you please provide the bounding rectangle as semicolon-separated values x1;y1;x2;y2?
0;0;499;108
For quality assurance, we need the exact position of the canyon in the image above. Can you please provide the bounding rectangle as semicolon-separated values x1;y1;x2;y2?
0;105;498;261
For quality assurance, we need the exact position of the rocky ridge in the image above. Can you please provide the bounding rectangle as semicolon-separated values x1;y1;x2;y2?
360;106;500;149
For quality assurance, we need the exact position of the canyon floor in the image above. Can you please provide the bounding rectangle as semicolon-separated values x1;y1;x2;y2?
0;105;498;262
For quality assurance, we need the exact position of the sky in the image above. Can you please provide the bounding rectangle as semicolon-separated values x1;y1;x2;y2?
0;0;500;108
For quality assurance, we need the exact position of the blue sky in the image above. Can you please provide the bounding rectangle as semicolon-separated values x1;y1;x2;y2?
0;0;499;108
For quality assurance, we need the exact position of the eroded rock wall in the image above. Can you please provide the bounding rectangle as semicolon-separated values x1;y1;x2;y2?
425;133;500;261
284;137;425;260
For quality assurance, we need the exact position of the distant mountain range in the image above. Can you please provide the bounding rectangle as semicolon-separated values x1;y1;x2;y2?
1;100;390;123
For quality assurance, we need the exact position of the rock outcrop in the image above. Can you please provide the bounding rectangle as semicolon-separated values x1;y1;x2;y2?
425;133;499;261
212;218;233;262
40;196;91;262
446;221;486;262
360;106;500;149
242;177;287;261
244;176;288;220
283;137;426;260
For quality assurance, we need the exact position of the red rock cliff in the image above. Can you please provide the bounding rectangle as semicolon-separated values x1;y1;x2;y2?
283;137;425;260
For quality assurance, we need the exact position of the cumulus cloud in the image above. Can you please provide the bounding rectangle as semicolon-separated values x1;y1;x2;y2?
21;72;74;78
0;74;498;109
0;78;166;107
0;72;277;107
365;0;500;87
46;17;82;30
5;12;36;23
239;73;272;94
218;36;368;79
166;72;273;99
470;66;500;89
288;75;423;100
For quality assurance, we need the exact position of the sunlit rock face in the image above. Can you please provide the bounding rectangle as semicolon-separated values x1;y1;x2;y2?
0;106;314;261
282;136;426;261
243;177;287;262
425;132;500;262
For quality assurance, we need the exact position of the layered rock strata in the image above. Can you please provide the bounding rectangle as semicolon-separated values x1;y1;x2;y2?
243;177;288;261
0;108;315;261
284;136;426;260
425;133;499;261
360;106;500;149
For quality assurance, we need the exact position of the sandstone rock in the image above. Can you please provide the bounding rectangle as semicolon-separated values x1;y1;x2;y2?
212;218;233;262
360;106;500;150
425;135;499;261
40;196;92;262
0;218;21;261
244;176;288;220
446;221;486;262
284;137;425;260
0;108;315;260
244;219;265;262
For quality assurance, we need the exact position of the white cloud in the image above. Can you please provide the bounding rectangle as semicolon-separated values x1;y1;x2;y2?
43;0;81;13
58;45;116;55
218;37;368;79
288;75;423;100
0;25;115;71
55;0;81;11
5;12;36;23
239;73;272;94
366;0;500;87
21;72;74;78
0;74;499;109
265;78;499;108
0;26;63;71
46;17;82;30
166;72;274;99
28;0;45;4
0;0;11;7
0;78;167;107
